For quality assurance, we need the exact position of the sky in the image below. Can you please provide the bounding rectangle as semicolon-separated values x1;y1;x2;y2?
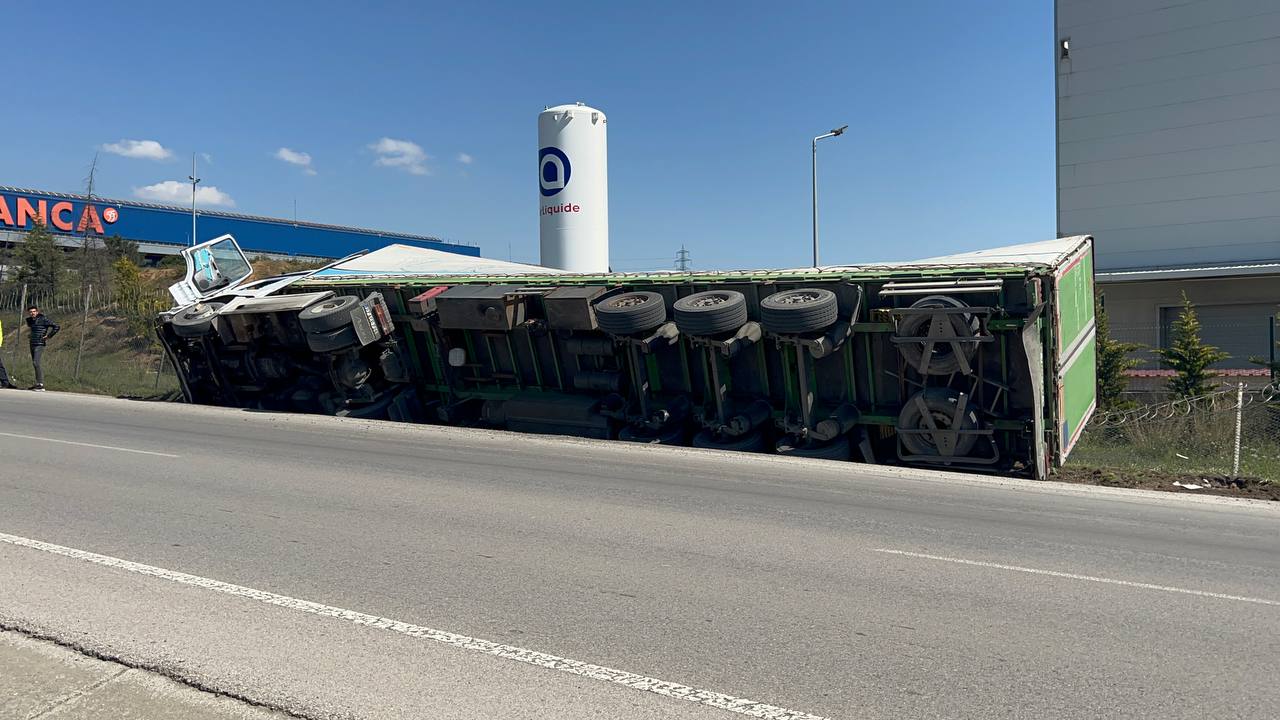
2;0;1056;271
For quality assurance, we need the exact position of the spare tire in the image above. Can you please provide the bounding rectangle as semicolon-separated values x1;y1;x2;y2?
171;302;224;338
896;295;978;375
760;288;838;335
692;428;766;453
299;295;361;333
897;388;980;458
775;434;851;461
594;291;667;336
673;290;748;337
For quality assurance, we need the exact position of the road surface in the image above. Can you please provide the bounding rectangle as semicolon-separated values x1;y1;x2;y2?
1;390;1277;719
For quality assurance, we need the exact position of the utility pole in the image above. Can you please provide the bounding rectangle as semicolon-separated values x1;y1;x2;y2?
675;245;692;271
188;153;201;246
80;154;99;293
811;125;847;267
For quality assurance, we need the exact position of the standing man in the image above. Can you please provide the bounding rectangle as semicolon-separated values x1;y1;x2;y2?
0;316;14;388
26;305;59;391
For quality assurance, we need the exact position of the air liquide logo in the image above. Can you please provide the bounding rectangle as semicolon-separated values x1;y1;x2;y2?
539;146;571;197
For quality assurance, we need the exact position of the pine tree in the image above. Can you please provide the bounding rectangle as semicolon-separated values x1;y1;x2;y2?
104;234;142;265
14;220;65;296
1155;292;1229;399
1095;292;1144;409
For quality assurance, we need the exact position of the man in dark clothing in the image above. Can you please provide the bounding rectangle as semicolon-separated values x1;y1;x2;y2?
26;306;59;391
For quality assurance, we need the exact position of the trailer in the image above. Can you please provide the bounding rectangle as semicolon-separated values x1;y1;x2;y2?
158;234;1097;479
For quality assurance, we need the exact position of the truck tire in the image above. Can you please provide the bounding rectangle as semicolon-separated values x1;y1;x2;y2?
337;392;396;420
775;434;851;460
692;428;766;453
594;291;667;336
896;295;978;375
307;324;360;353
673;290;748;337
760;288;838;335
618;422;686;445
171;302;224;338
897;388;980;458
299;295;361;333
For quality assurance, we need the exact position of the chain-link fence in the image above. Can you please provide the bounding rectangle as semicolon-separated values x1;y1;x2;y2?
1071;383;1280;482
0;282;177;397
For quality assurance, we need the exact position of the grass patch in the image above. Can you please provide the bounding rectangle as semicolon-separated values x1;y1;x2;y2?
2;313;179;399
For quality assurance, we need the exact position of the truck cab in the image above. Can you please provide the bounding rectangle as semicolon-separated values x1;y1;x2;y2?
157;235;415;420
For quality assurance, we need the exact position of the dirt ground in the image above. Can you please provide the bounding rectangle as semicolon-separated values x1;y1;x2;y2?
1055;466;1280;501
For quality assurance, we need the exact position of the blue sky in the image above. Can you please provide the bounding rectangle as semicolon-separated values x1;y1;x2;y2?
3;1;1055;270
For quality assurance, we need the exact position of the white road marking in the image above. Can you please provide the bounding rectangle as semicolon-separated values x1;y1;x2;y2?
0;431;180;458
873;548;1279;607
0;532;828;720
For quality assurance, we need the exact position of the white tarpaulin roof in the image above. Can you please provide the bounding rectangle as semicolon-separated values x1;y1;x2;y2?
893;236;1091;269
310;236;1092;281
311;244;560;278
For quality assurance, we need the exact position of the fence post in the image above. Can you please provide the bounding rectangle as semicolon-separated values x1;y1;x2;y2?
1231;382;1244;477
12;283;26;370
154;348;166;391
74;283;93;381
1270;316;1276;381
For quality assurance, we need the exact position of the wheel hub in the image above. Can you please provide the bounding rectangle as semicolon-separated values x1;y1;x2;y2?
777;291;821;305
690;294;728;307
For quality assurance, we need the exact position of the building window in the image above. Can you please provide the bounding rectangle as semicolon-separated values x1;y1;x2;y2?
1159;302;1279;370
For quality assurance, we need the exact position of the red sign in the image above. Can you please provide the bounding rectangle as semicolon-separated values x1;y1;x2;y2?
0;193;107;234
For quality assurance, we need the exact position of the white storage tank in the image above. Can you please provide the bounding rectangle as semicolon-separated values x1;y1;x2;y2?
538;102;608;272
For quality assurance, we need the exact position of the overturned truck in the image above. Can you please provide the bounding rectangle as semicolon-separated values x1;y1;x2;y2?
158;235;1098;479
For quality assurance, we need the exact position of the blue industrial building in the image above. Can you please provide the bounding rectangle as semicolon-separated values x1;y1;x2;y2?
0;186;479;261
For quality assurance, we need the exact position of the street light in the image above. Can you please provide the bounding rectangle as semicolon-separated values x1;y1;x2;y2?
812;124;847;267
188;153;201;246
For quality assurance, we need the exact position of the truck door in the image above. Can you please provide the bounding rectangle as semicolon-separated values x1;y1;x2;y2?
168;235;254;306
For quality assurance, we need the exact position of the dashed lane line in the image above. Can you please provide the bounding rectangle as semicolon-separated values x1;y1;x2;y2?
873;548;1279;606
0;531;829;720
0;431;180;458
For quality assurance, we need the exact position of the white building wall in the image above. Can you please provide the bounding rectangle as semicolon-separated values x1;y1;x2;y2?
1056;0;1280;271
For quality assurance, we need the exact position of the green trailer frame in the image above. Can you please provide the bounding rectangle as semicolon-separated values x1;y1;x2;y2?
159;236;1098;479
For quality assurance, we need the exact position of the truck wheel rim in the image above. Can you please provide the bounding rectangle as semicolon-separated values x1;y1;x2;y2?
775;291;822;305
690;293;730;307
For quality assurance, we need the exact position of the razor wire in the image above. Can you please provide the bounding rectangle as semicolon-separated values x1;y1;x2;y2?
1075;382;1280;481
1089;382;1280;428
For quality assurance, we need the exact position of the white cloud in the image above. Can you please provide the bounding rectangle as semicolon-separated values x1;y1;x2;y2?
201;153;214;165
275;147;317;176
134;180;235;208
457;152;473;165
101;139;173;160
275;147;311;165
369;137;428;175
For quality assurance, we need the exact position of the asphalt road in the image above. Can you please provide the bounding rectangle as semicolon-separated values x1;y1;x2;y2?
1;391;1277;719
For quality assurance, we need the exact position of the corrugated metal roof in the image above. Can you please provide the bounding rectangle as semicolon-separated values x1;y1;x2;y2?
1097;261;1280;282
0;185;473;248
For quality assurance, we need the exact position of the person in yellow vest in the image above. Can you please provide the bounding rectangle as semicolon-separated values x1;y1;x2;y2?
0;316;14;388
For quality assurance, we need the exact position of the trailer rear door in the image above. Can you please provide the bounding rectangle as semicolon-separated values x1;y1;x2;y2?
1052;238;1097;463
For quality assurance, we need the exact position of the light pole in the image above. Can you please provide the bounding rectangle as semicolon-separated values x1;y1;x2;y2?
811;125;847;267
188;153;201;246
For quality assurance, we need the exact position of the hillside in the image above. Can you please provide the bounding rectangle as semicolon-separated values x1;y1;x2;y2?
1;255;323;397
